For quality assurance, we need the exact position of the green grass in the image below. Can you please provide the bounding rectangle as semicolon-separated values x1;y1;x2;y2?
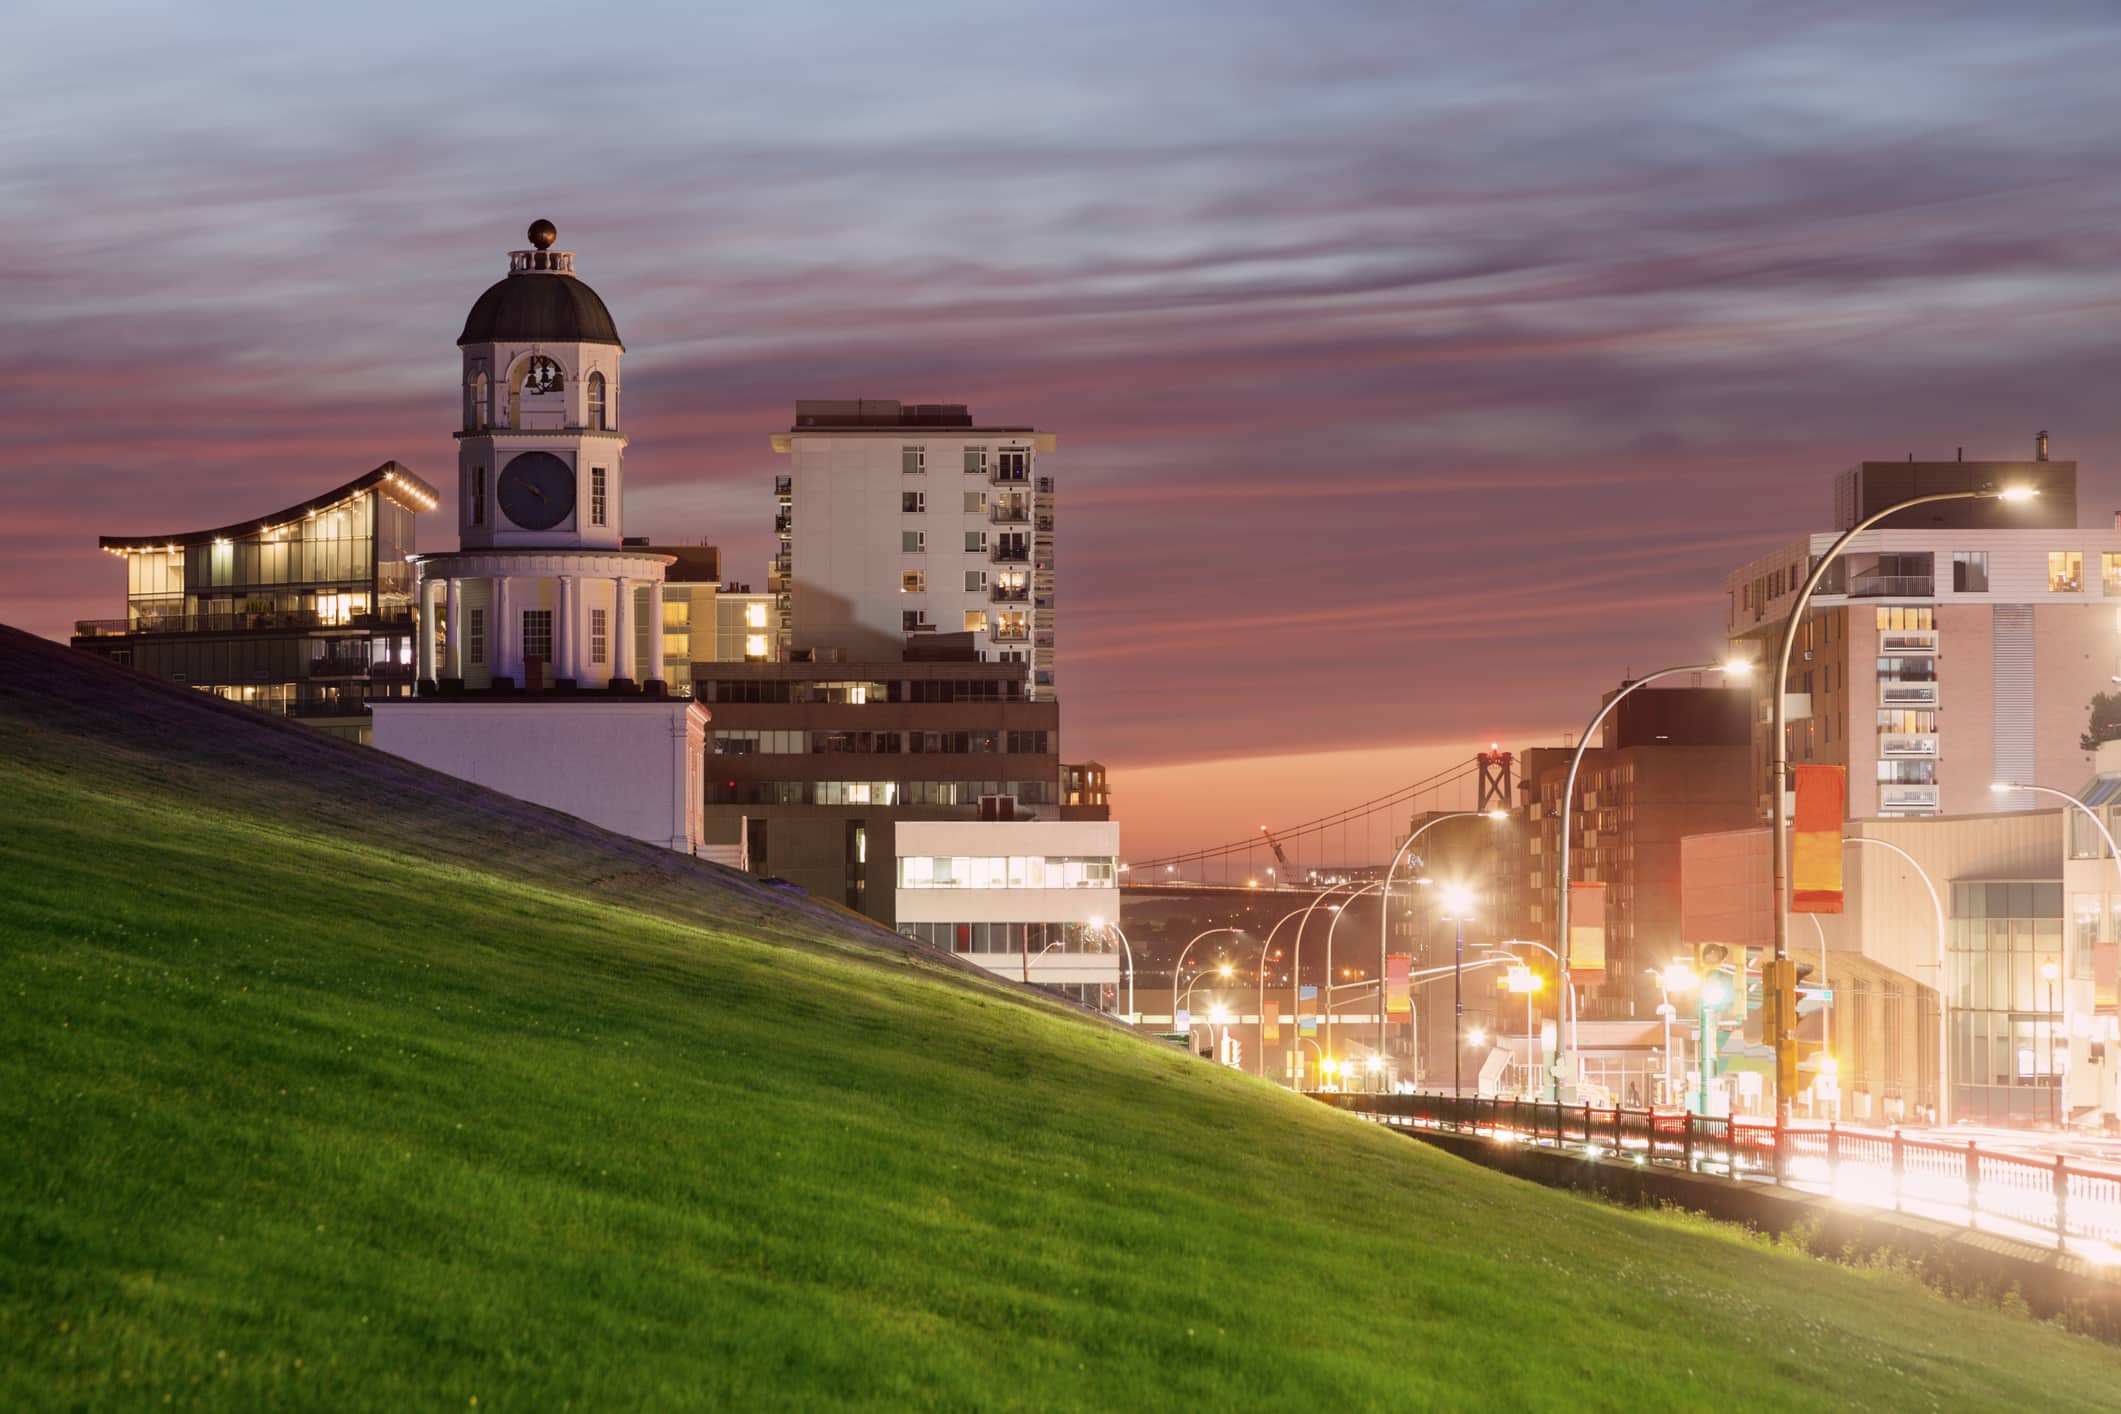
4;631;2121;1410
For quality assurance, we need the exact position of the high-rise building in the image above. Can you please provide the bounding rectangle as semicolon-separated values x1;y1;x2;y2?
770;400;1057;699
72;463;439;743
1726;438;2116;818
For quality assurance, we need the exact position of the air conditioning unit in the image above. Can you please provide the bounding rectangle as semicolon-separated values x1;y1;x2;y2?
978;794;1018;822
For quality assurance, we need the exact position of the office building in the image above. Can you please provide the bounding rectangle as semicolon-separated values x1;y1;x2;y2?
72;463;439;743
693;656;1107;919
770;400;1057;699
1681;809;2065;1127
894;819;1123;1004
1726;438;2116;818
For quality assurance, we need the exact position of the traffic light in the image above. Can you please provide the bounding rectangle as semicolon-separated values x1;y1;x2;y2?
1762;957;1816;1098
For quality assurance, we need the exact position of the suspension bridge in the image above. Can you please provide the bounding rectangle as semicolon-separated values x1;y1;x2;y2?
1122;752;1516;897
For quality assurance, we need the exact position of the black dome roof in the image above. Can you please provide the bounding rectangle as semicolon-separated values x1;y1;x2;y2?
458;273;623;348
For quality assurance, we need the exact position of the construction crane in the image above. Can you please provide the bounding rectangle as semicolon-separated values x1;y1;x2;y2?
1258;824;1292;879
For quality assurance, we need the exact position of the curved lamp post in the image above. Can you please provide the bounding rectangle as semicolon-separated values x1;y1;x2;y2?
1380;811;1505;1076
1762;484;2036;1125
1553;659;1749;1099
1169;926;1245;1029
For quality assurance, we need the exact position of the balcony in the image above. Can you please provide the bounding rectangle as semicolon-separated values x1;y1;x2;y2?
990;504;1030;524
1879;732;1938;758
1880;630;1937;655
774;513;792;534
1879;682;1938;707
1847;573;1934;598
1879;784;1940;813
991;546;1031;564
74;610;411;639
991;464;1029;485
774;476;792;496
990;584;1030;603
990;625;1031;643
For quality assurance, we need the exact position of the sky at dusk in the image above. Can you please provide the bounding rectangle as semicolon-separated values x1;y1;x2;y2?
8;1;2121;857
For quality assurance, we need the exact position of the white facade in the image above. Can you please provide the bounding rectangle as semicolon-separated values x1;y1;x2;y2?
770;407;1057;698
1729;527;2120;817
893;819;1122;994
374;699;708;852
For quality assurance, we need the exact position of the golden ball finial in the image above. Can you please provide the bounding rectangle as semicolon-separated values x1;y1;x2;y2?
527;219;557;250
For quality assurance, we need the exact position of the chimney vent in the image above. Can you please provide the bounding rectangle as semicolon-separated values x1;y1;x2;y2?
1956;446;1963;462
2037;430;2051;461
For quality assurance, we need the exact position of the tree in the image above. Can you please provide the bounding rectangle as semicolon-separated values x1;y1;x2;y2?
2082;691;2121;753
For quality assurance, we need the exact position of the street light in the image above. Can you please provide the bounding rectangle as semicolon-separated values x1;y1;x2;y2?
1169;926;1245;1031
1440;882;1476;1101
1379;810;1506;1075
1762;485;2037;1125
1506;963;1544;1098
1089;915;1135;1023
1554;657;1749;1100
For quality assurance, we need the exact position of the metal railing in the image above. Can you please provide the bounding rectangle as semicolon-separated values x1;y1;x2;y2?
1847;574;1935;598
75;611;413;638
1316;1091;2121;1255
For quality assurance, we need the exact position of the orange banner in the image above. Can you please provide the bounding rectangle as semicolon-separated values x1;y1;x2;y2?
2095;940;2119;1017
1386;953;1411;1016
1792;765;1846;914
1568;882;1606;976
1264;1007;1281;1043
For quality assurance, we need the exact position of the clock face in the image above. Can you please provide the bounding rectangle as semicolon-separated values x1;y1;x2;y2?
496;452;576;530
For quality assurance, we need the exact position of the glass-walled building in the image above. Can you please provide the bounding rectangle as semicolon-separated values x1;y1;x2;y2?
72;462;439;743
1948;878;2066;1126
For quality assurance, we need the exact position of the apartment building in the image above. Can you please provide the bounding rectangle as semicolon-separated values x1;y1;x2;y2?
770;400;1057;699
1516;684;1754;1018
1727;443;2116;818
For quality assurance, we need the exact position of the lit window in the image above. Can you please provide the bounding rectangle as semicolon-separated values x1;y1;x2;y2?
745;602;767;628
964;610;987;633
2050;551;2083;593
591;468;608;527
901;571;926;593
466;608;485;665
591;608;608;664
745;633;768;659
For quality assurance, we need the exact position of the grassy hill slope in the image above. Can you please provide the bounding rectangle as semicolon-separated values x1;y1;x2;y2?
3;626;2118;1410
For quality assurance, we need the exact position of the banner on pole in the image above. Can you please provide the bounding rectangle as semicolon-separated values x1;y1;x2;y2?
1568;882;1606;976
1174;1007;1189;1033
1264;1007;1281;1043
1385;953;1411;1016
1792;764;1846;914
1298;983;1318;1035
2095;939;2120;1016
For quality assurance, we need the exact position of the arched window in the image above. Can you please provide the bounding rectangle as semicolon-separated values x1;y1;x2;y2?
508;355;566;429
469;371;490;431
587;371;608;431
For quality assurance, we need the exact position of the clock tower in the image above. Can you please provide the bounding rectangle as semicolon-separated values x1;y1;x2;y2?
378;220;707;856
401;221;675;696
457;218;625;551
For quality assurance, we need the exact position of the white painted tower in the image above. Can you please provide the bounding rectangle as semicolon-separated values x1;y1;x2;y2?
410;219;674;691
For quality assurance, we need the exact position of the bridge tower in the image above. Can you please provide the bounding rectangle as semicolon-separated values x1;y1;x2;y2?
1476;748;1514;814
